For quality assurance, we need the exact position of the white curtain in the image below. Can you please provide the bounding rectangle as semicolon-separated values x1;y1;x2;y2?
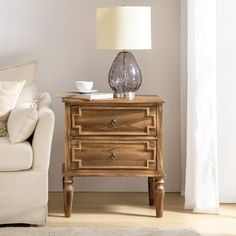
184;0;219;213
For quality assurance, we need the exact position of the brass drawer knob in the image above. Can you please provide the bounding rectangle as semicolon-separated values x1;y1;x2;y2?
111;153;117;160
111;119;118;127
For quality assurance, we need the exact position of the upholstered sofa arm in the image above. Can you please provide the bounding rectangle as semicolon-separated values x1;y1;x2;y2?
32;93;55;171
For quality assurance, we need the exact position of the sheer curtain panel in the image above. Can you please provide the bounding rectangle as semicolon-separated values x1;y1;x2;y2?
184;0;219;213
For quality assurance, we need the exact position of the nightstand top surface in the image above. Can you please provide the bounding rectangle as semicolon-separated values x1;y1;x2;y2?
58;94;164;105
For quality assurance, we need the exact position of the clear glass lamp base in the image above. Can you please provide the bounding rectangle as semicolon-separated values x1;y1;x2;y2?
108;51;142;100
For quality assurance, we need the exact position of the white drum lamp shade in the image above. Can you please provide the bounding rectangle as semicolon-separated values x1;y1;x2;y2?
96;6;152;99
96;6;152;50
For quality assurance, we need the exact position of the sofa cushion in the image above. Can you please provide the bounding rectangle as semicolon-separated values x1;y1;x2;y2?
0;61;38;105
0;137;33;171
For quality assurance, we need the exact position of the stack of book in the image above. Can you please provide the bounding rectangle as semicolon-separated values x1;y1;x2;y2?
57;91;114;100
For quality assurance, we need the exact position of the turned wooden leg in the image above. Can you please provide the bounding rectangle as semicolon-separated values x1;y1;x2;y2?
148;177;157;206
63;176;74;217
155;178;165;218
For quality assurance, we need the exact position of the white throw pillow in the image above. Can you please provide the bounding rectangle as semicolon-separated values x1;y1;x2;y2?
8;102;38;144
0;80;25;115
0;61;38;105
0;80;25;137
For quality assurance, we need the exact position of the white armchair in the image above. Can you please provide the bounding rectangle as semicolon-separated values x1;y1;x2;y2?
0;93;55;225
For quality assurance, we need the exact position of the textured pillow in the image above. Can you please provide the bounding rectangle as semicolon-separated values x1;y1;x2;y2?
0;61;38;105
0;112;10;137
0;80;25;137
8;102;38;144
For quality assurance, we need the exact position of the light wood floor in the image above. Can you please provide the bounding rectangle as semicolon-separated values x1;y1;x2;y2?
47;192;236;236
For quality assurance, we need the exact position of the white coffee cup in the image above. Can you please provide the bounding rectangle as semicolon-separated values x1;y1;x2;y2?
75;81;93;92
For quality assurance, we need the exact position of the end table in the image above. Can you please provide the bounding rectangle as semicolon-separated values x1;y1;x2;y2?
59;95;165;217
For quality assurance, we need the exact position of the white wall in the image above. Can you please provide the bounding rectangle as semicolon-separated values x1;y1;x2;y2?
217;0;236;202
0;0;181;192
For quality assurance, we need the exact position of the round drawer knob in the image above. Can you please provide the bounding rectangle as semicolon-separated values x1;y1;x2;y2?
111;153;117;160
111;119;118;127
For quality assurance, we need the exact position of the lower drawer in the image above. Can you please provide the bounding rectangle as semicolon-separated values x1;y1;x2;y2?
68;140;156;170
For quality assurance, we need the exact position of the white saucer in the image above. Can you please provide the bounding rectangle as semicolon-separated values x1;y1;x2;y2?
71;89;98;94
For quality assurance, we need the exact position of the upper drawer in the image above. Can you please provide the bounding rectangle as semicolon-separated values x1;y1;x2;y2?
70;106;157;136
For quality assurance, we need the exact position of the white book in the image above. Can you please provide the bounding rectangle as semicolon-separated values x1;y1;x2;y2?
57;91;114;100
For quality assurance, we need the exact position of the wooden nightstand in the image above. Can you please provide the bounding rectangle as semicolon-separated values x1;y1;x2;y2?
60;95;165;218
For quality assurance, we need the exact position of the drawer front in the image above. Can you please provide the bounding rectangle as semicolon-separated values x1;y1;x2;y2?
69;140;156;170
70;106;157;136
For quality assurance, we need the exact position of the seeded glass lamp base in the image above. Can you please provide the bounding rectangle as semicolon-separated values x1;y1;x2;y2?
108;51;142;100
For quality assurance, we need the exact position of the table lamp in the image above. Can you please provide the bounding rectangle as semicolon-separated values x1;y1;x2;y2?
96;6;152;99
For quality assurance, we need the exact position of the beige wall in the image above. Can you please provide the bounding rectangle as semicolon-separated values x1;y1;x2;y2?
0;0;181;192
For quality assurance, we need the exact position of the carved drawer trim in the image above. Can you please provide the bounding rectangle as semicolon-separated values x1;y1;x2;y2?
69;140;156;170
70;106;156;136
